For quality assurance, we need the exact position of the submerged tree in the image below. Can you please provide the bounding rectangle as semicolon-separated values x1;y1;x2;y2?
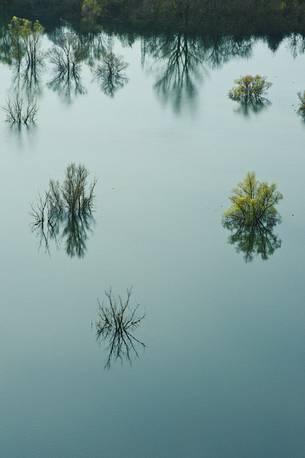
8;17;44;69
142;34;205;113
96;289;145;369
229;75;272;105
3;93;38;127
297;91;305;118
47;28;87;103
223;173;283;262
94;51;128;97
1;17;45;99
31;164;96;258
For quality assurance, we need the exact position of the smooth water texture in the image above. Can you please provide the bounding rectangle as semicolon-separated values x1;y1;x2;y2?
0;28;304;458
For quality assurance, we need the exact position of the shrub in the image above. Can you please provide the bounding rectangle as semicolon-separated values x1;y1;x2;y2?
224;172;282;227
31;164;96;257
297;91;305;116
223;173;283;262
229;75;272;103
3;94;38;126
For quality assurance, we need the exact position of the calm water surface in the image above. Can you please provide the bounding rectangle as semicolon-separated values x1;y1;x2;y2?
0;28;304;457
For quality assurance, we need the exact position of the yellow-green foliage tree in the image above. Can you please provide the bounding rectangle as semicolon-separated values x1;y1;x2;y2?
229;75;272;104
223;173;283;262
8;17;44;68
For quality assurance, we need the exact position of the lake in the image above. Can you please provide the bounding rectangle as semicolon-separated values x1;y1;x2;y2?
0;24;304;458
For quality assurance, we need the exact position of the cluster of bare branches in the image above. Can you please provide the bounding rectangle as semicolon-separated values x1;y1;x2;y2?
47;29;86;102
3;93;38;127
31;163;96;257
94;51;128;97
96;289;145;369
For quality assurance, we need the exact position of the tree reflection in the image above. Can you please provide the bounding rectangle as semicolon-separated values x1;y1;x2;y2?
0;18;44;99
143;33;205;113
203;36;253;69
47;28;86;103
223;173;282;262
94;50;128;97
31;163;96;258
288;33;305;58
142;33;254;113
96;289;145;369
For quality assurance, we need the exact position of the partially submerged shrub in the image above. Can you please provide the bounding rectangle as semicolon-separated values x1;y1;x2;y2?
3;94;38;126
297;91;305;116
31;163;96;257
8;17;44;69
96;289;145;369
47;28;86;102
224;172;282;226
229;75;272;104
223;173;282;262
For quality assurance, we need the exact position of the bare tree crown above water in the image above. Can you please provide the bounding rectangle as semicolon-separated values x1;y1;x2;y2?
31;163;96;258
2;93;37;127
96;289;146;369
223;173;283;262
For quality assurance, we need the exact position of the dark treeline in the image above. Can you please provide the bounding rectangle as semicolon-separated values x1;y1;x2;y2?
81;0;305;35
1;0;305;36
0;0;82;26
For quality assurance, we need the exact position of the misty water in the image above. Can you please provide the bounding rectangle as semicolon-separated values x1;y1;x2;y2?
0;26;304;457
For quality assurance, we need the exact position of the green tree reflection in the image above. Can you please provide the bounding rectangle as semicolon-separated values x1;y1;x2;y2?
223;173;283;262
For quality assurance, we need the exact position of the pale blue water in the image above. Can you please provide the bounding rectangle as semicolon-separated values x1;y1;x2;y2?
0;30;304;457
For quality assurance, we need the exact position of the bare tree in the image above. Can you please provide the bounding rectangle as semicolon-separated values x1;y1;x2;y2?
94;51;128;97
96;289;146;369
3;93;38;127
31;164;96;257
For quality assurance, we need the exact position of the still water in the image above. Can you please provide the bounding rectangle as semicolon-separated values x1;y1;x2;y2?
0;26;304;457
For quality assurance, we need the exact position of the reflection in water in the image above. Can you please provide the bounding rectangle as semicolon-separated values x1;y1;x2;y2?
233;99;270;117
297;91;305;120
142;33;254;113
94;51;128;97
223;172;282;262
142;34;205;113
3;93;38;128
229;75;272;118
31;163;96;258
47;28;86;103
0;18;44;105
96;289;145;369
0;23;304;112
288;33;305;58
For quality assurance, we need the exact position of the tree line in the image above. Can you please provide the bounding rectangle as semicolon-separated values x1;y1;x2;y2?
1;0;305;35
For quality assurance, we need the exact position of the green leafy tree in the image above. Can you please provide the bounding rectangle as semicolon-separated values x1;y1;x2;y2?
9;17;44;69
223;173;283;262
229;75;272;104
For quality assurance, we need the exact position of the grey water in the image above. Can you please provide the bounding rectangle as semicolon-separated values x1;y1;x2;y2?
0;28;304;457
